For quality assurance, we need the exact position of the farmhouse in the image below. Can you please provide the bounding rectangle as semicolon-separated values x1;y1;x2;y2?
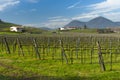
59;27;66;30
59;27;76;31
10;26;24;32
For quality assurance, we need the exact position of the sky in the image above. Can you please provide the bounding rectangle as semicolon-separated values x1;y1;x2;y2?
0;0;120;29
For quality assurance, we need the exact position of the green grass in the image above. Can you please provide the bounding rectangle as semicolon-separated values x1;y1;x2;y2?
0;53;120;80
0;34;120;80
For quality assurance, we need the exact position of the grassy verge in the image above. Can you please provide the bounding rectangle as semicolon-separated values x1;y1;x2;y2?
0;53;120;80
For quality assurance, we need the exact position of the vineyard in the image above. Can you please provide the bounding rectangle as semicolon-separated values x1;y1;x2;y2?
1;34;120;71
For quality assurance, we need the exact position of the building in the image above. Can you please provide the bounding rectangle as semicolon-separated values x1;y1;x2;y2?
10;26;24;32
59;27;76;31
59;27;66;30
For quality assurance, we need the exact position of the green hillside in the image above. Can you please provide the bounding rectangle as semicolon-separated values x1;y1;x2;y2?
0;20;19;32
0;20;48;34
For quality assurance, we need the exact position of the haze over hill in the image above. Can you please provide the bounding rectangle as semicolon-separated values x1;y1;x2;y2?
64;16;120;28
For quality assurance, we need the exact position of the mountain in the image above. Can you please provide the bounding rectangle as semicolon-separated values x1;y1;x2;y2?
115;22;120;26
86;16;119;28
64;16;120;28
64;20;86;28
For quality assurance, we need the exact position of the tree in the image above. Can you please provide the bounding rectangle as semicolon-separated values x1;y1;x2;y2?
83;25;87;29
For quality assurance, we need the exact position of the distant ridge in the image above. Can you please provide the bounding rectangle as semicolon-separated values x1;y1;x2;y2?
64;20;85;28
86;16;118;28
116;22;120;25
64;16;120;28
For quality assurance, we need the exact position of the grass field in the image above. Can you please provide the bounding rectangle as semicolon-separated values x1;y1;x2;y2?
0;54;120;80
0;33;120;80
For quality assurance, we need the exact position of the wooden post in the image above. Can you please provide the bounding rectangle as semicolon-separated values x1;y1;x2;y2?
47;38;50;56
52;40;55;60
109;39;112;70
13;39;17;53
43;45;45;60
80;46;83;64
90;48;94;64
60;40;68;64
17;38;24;56
97;41;106;71
1;37;4;53
33;38;41;59
76;38;80;59
71;50;73;64
3;37;11;54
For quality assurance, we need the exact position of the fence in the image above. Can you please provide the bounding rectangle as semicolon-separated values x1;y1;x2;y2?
0;35;120;71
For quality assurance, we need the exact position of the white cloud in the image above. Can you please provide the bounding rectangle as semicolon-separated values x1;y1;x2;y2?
103;12;120;21
49;16;70;22
24;22;68;29
0;0;20;11
89;0;120;11
72;0;120;21
48;16;63;19
72;14;99;21
38;16;71;28
24;16;70;29
67;1;81;9
30;9;37;12
27;0;39;3
40;21;68;29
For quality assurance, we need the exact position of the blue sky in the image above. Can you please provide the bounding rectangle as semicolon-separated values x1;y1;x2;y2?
0;0;120;28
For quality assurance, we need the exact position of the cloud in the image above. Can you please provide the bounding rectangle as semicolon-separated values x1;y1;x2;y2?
22;0;120;28
67;1;81;9
25;0;120;28
24;16;70;29
24;22;68;29
40;21;68;29
27;0;39;3
72;0;120;21
30;9;37;12
88;0;120;11
72;13;99;21
0;0;20;11
49;16;70;22
103;12;120;21
38;16;71;28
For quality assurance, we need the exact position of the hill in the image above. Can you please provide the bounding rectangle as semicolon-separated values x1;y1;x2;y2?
116;22;120;25
64;16;120;28
0;19;48;33
86;16;119;28
0;19;19;32
64;20;86;28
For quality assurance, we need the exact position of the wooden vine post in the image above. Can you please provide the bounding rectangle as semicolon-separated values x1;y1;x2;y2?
33;38;41;59
3;37;11;54
97;41;106;71
13;39;17;53
109;39;112;70
17;38;24;56
59;40;68;64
